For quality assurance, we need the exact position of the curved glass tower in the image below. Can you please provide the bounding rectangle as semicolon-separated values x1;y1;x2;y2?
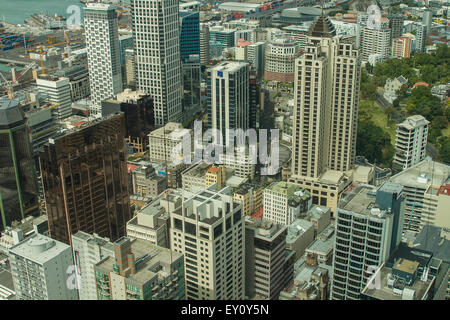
0;98;39;231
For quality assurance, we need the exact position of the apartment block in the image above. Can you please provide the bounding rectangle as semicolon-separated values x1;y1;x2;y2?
263;181;311;226
9;234;78;300
393;115;429;171
71;231;115;300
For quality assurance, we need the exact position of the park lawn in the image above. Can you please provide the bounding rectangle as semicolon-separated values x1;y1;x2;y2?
359;99;397;145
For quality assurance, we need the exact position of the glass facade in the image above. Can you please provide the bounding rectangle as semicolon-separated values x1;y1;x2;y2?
0;100;39;231
39;113;131;244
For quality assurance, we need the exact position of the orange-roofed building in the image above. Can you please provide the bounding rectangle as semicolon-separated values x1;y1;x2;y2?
413;82;429;89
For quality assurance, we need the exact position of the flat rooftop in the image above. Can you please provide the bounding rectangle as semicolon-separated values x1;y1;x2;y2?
361;263;434;300
96;239;182;285
390;159;449;189
338;185;385;217
9;234;71;265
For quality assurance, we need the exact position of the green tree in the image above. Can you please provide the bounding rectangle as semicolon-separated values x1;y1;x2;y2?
439;140;450;164
433;115;449;129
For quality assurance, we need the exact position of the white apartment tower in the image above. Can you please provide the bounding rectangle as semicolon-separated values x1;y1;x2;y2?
207;61;250;147
393;115;429;171
169;186;245;300
131;0;182;126
8;234;78;300
36;76;72;121
71;231;115;300
84;3;123;115
360;18;391;62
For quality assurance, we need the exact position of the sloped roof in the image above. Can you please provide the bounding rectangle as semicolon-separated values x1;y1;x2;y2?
308;13;336;38
0;98;24;127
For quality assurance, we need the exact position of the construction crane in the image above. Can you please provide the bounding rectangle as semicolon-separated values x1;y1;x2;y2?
13;61;38;83
0;72;15;99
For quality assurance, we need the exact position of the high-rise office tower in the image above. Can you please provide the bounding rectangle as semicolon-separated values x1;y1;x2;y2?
289;13;360;216
169;186;245;300
39;113;131;245
361;18;391;62
36;76;72;121
0;98;39;232
330;183;405;300
393;115;429;171
200;24;210;65
180;10;201;120
84;3;123;115
131;0;182;126
207;61;250;146
9;234;78;300
179;10;200;62
101;89;155;153
244;216;291;300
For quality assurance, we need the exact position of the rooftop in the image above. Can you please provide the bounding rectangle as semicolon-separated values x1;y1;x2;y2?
96;238;182;285
286;219;314;243
265;181;310;203
0;98;24;127
309;13;337;38
390;159;449;189
338;184;388;218
361;261;434;300
9;234;71;265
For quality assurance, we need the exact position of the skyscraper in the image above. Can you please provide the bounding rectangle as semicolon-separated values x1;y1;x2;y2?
39;113;131;245
200;24;210;65
84;3;123;115
207;61;250;146
169;186;245;300
289;13;361;215
131;0;182;126
244;216;291;300
180;10;201;120
330;183;405;300
0;98;39;232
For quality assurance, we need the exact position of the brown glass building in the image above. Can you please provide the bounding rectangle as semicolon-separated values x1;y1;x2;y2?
0;98;39;231
39;113;131;245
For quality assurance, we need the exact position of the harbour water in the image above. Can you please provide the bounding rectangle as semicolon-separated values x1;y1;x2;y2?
0;0;84;25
